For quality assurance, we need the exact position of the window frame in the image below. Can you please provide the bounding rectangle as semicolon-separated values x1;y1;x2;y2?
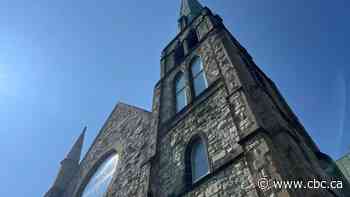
190;56;208;97
185;134;211;187
174;72;188;113
190;139;210;183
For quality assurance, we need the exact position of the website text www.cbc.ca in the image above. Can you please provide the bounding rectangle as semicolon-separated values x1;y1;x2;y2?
253;177;343;191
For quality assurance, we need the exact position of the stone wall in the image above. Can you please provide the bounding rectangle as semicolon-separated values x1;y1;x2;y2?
63;103;155;197
154;84;251;196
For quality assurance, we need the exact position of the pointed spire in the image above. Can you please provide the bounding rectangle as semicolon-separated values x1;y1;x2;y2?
180;0;203;21
65;126;86;162
45;127;87;197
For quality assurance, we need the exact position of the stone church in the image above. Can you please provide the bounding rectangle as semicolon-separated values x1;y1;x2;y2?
45;0;349;197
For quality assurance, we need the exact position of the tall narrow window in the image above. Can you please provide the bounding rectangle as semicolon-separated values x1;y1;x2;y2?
190;139;209;183
174;45;185;66
186;30;199;51
191;57;208;97
81;153;119;197
175;73;187;112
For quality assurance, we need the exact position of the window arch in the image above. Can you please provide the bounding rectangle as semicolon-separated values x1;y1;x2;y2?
81;153;119;197
185;136;209;184
175;72;188;112
190;57;208;97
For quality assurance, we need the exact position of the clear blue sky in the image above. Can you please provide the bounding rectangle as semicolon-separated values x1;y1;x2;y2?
0;0;349;196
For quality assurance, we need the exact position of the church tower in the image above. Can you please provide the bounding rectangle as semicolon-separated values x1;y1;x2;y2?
44;1;350;197
149;0;344;196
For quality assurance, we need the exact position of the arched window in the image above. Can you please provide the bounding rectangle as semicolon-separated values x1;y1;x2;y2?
81;153;119;197
191;57;207;97
175;73;187;112
189;138;209;183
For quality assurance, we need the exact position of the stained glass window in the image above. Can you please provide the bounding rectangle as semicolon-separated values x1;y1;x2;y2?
81;153;119;197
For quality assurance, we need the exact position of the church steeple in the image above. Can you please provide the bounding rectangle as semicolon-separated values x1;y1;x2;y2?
178;0;203;31
65;126;86;162
44;127;86;197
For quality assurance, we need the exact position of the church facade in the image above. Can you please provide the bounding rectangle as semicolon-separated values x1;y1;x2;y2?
45;1;349;197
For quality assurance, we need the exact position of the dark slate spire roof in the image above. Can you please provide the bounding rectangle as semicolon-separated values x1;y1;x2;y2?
180;0;203;21
66;126;86;162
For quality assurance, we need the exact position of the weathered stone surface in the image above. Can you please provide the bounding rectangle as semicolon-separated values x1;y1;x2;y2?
46;3;341;197
62;103;155;197
154;86;243;196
